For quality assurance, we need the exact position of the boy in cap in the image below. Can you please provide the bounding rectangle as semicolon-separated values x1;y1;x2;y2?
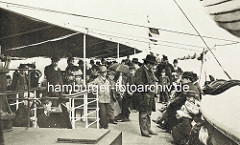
158;69;170;104
88;66;111;129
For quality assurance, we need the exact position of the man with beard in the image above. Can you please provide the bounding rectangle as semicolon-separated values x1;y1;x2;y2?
134;54;158;137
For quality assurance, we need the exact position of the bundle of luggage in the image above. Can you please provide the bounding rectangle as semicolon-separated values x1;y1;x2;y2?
203;80;240;95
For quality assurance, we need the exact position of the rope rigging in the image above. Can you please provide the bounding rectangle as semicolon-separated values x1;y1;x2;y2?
172;0;232;80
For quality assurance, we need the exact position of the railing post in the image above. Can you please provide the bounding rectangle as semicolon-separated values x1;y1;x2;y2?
96;92;99;129
33;90;37;128
69;98;72;127
83;34;88;128
16;93;19;110
72;98;75;129
84;93;88;128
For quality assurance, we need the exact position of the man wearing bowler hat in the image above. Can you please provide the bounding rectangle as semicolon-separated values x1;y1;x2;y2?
134;54;158;137
132;58;140;69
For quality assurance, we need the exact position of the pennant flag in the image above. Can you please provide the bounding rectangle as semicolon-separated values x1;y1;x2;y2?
148;18;160;43
149;28;160;42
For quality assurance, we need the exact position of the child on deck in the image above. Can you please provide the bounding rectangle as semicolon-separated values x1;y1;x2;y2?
158;69;170;104
88;66;111;129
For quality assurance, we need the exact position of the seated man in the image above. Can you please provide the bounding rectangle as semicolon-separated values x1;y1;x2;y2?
37;99;72;129
172;90;201;145
154;71;201;132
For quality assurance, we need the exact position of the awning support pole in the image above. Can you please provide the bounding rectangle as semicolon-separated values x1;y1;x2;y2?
83;34;88;127
117;43;120;63
83;35;86;85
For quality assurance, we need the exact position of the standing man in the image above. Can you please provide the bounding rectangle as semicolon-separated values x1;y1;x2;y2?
44;57;63;106
134;54;158;137
10;64;28;98
65;57;78;85
132;58;140;70
121;63;136;122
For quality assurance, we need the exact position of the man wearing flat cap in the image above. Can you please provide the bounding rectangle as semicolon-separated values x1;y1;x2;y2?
134;54;158;137
44;57;63;106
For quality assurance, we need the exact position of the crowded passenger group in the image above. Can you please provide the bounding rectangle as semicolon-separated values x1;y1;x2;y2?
6;53;205;145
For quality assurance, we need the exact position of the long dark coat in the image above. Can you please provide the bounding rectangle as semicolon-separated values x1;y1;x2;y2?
133;65;156;112
9;71;28;99
44;64;64;106
44;64;63;86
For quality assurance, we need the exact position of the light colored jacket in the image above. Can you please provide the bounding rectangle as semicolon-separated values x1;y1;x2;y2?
88;76;111;103
177;100;200;119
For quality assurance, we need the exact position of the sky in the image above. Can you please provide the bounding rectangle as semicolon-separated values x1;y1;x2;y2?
0;0;240;83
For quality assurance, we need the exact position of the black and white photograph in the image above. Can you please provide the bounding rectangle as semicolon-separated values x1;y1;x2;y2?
0;0;240;145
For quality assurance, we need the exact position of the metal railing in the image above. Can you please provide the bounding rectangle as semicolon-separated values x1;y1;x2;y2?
6;89;99;129
65;90;99;129
3;68;100;129
6;87;44;128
